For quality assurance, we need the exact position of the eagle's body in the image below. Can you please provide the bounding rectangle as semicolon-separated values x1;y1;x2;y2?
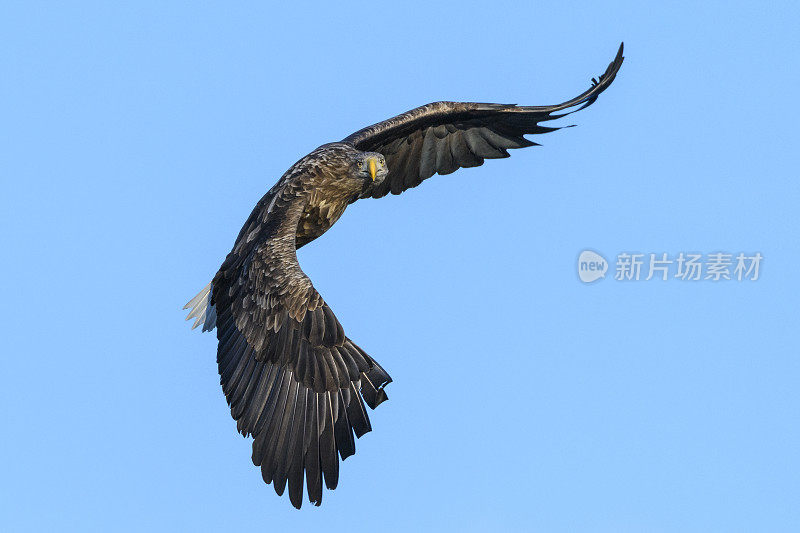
185;44;624;508
231;144;366;256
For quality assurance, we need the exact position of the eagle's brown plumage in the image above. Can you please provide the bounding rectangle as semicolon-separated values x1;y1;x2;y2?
185;43;624;508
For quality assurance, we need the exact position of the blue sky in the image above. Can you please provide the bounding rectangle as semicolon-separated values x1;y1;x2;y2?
2;1;799;531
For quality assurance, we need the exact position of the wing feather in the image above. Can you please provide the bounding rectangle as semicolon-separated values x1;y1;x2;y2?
343;43;624;198
212;169;392;508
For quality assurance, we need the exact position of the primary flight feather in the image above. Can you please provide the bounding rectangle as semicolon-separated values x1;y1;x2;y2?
185;43;624;509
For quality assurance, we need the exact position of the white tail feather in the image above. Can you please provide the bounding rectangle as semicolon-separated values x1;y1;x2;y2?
184;282;216;331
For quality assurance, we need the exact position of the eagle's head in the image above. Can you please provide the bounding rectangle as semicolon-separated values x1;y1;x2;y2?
353;152;388;188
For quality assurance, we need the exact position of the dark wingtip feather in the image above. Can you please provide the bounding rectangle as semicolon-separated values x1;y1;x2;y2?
514;41;625;118
360;356;392;409
576;41;624;109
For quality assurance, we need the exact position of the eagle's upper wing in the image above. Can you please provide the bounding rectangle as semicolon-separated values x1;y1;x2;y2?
211;176;391;508
343;43;623;199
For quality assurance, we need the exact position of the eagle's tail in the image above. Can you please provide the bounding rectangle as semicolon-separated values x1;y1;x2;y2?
183;282;217;331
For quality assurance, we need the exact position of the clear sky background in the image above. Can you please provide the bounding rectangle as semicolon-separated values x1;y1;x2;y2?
2;1;799;531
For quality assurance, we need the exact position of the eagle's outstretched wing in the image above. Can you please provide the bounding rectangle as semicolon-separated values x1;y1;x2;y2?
343;43;623;198
207;171;391;508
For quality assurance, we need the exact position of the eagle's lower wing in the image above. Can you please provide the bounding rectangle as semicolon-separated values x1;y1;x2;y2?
211;187;391;508
343;43;623;198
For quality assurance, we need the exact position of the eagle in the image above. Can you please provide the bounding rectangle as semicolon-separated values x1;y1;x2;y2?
185;43;624;508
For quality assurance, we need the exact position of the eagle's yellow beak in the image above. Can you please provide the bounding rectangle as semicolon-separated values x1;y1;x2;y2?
368;158;377;181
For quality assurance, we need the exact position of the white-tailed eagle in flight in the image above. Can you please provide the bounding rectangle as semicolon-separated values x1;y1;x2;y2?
185;43;624;508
